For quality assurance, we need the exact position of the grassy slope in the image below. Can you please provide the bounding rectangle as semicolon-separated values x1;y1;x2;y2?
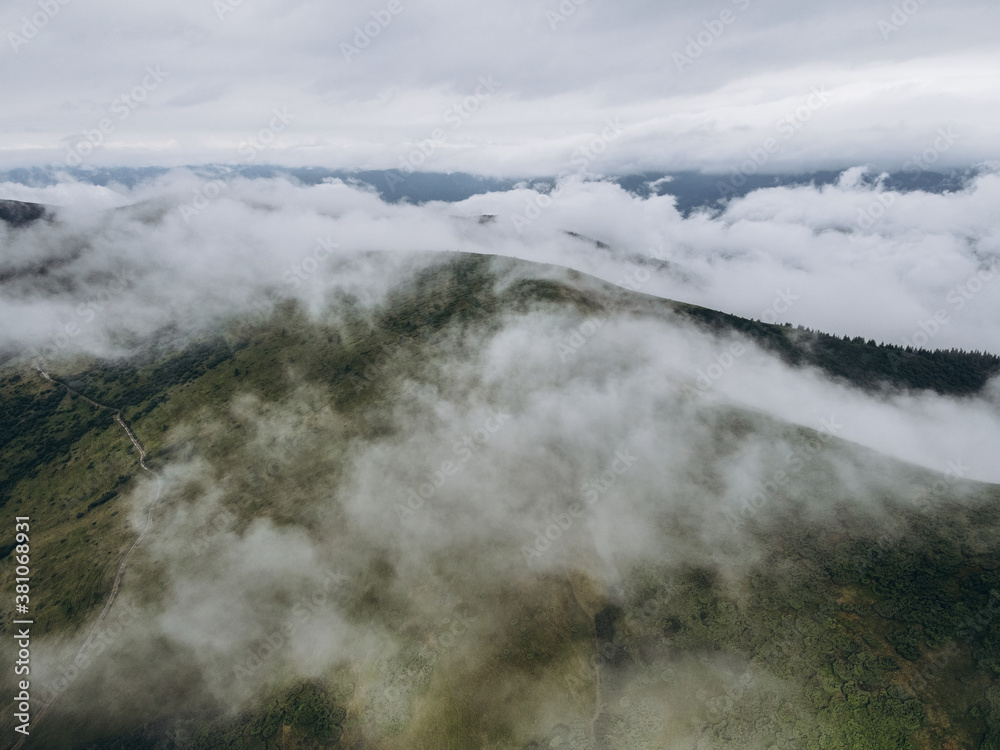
0;252;997;748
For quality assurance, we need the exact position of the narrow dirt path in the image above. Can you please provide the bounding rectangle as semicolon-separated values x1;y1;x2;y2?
567;578;605;747
15;368;164;749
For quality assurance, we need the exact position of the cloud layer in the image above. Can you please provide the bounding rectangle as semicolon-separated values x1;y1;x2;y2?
3;169;998;359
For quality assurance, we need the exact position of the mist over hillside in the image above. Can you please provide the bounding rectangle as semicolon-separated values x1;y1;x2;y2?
0;175;999;747
2;172;998;478
3;167;999;352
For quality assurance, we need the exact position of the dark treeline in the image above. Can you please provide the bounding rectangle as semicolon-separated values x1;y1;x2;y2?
678;306;1000;396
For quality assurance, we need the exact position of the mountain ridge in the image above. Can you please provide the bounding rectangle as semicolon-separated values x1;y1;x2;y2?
1;250;999;749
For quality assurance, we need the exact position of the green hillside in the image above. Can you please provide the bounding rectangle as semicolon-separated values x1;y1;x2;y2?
0;252;998;749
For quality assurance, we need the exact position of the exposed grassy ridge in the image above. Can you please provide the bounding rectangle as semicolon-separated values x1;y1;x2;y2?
0;369;139;633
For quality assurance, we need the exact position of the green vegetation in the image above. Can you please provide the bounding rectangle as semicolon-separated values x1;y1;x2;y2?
188;680;348;749
612;489;1000;749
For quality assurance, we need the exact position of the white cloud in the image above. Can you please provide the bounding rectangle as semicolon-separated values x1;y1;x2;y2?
3;170;999;357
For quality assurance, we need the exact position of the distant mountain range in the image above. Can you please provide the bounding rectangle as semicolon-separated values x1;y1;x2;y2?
0;165;986;214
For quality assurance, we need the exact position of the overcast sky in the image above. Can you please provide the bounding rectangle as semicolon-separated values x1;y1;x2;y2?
1;0;998;175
